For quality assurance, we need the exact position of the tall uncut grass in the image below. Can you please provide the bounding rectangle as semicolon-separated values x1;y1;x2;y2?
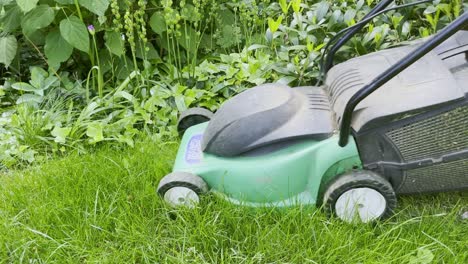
0;139;466;263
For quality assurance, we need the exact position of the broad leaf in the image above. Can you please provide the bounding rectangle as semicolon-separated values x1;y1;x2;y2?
0;36;17;68
217;8;235;26
2;6;22;33
45;29;73;66
42;76;59;90
277;76;296;85
16;94;43;105
114;91;134;102
30;67;47;88
176;26;199;54
12;80;46;96
174;95;186;111
104;31;124;57
11;82;36;92
267;16;283;33
51;126;71;144
0;0;13;6
135;41;159;60
16;0;38;13
86;123;104;143
114;56;135;79
79;0;109;16
409;248;434;264
60;16;90;52
149;12;166;35
315;2;329;21
247;44;268;51
424;6;437;15
21;5;55;36
344;9;356;24
54;0;74;4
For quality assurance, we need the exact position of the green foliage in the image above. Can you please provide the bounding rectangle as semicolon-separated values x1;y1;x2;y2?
60;15;90;53
104;30;124;57
15;0;38;13
0;0;463;167
0;35;17;67
44;30;74;67
79;0;110;16
0;3;466;259
409;248;435;264
20;4;55;36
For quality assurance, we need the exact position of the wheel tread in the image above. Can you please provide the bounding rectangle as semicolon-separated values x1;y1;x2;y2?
157;172;209;197
322;170;397;221
177;107;213;136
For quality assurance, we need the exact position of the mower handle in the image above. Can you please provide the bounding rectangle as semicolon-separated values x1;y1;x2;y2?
322;0;394;74
338;12;468;147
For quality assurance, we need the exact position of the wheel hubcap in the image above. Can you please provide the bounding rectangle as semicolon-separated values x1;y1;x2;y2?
164;187;199;208
335;187;387;223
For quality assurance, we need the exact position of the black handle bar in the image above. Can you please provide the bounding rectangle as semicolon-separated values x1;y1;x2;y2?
319;0;432;84
338;12;468;147
322;0;393;74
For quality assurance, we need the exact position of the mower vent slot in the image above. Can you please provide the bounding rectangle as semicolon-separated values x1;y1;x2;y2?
328;69;361;100
386;105;468;162
305;90;331;111
398;158;468;194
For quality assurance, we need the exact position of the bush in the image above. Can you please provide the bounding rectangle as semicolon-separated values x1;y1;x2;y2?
0;0;464;167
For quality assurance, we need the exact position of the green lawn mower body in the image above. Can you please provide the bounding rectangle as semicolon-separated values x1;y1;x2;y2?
172;122;360;206
158;1;468;222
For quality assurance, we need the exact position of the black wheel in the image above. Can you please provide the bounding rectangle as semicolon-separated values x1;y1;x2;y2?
322;170;397;223
177;107;213;136
157;172;209;208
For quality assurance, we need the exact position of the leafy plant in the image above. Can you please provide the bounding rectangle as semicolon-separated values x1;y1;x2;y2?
0;35;17;68
0;0;463;168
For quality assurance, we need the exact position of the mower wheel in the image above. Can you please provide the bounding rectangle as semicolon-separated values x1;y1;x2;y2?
157;172;209;208
322;170;397;223
177;107;213;137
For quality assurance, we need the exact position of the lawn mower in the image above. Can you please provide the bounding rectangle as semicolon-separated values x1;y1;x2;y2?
157;0;468;222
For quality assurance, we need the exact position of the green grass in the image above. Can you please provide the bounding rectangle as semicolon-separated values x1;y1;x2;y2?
0;139;467;263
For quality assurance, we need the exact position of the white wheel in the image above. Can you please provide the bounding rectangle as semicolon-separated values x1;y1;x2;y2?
322;170;397;223
157;172;208;208
164;187;200;208
335;187;387;223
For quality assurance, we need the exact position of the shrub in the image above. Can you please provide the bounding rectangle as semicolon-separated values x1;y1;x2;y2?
0;0;464;167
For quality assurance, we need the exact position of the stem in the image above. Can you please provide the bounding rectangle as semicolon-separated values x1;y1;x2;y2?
85;67;100;102
92;34;104;97
130;46;139;84
184;19;190;77
73;0;84;22
165;30;172;66
24;35;62;81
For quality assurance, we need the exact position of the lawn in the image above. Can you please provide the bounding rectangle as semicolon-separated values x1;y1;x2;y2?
1;0;467;262
0;139;466;263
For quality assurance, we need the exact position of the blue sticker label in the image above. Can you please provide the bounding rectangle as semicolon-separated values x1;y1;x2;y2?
185;134;203;164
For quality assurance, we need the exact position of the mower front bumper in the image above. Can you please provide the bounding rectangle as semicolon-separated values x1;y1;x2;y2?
172;123;360;206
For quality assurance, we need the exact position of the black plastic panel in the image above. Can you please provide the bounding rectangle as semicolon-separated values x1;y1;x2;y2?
399;159;468;194
386;104;468;162
202;84;335;156
356;99;468;194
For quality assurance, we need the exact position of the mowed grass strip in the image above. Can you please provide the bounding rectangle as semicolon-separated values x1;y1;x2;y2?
0;140;466;263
